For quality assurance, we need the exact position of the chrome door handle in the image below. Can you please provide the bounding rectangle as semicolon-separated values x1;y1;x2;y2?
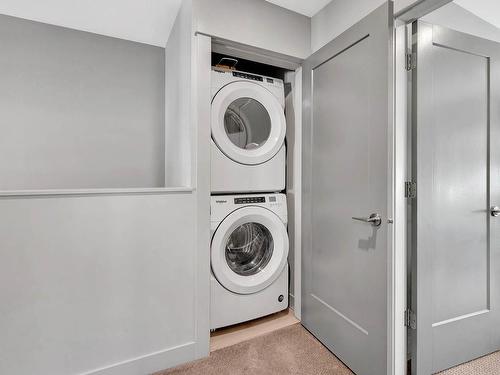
491;206;500;217
352;213;382;227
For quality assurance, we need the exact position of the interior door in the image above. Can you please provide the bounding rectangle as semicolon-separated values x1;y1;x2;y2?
301;4;394;375
411;21;500;374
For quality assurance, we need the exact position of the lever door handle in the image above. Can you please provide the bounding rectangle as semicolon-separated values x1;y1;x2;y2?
491;206;500;217
352;213;382;227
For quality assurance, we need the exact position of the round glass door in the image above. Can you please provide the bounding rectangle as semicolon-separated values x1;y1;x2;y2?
212;81;286;165
224;98;272;151
225;222;274;276
211;206;289;295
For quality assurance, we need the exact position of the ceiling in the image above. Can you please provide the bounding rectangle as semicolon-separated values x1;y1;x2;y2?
264;0;333;17
0;0;183;47
2;0;497;50
0;0;333;48
455;0;500;29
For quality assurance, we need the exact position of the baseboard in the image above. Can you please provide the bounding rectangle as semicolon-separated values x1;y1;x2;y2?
79;341;197;375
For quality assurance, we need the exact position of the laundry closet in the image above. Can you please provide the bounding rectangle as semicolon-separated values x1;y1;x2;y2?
186;1;398;374
207;52;301;330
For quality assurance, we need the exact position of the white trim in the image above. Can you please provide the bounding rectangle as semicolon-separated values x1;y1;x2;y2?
394;21;409;375
395;0;453;22
292;67;303;321
78;341;196;375
211;81;286;165
193;33;212;359
0;187;194;198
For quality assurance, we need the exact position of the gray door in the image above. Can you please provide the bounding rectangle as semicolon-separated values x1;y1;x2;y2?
411;21;500;374
301;4;393;375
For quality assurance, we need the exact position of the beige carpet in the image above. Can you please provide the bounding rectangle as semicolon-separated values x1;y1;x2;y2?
156;323;354;375
437;351;500;375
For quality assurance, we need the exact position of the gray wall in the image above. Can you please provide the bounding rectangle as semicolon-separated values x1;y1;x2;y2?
0;14;165;191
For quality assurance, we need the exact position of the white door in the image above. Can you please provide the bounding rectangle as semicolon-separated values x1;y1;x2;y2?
211;206;289;294
411;21;500;374
301;3;394;375
211;82;286;165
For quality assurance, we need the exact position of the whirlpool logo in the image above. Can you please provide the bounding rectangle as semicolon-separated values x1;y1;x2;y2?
215;200;227;204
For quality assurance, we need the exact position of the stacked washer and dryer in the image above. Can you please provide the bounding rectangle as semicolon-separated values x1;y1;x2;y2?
210;67;289;329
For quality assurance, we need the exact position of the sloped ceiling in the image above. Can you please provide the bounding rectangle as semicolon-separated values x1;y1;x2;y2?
0;0;183;46
0;0;336;46
264;0;333;17
454;0;500;29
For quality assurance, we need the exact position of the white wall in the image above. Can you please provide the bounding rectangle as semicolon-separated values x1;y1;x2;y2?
312;0;424;52
422;2;500;43
165;0;194;188
0;193;199;375
0;14;165;191
0;2;211;374
193;0;311;59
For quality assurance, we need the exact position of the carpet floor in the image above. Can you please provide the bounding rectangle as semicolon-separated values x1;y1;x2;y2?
156;323;354;375
156;324;500;375
437;351;500;375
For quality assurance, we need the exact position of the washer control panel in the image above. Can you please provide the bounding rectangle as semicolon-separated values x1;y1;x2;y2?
211;194;287;223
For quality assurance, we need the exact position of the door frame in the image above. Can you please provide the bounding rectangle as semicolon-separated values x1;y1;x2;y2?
393;1;453;374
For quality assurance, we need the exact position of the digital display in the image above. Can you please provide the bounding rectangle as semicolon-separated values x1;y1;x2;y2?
233;71;263;82
234;197;266;204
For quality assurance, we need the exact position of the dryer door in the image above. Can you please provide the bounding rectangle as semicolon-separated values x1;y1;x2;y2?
211;206;288;294
211;81;286;165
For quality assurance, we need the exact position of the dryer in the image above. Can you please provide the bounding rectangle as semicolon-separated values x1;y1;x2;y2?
211;68;286;194
210;193;289;329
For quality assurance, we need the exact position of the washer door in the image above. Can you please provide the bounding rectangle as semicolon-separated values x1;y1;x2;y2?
211;81;286;165
211;206;289;295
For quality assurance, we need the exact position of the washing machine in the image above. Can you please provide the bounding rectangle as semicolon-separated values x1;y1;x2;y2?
211;68;286;194
210;193;289;329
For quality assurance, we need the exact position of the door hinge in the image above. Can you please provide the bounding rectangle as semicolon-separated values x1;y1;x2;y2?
406;52;416;71
405;181;417;199
405;309;417;329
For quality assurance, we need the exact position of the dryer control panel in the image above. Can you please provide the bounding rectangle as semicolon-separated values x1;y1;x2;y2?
232;71;263;82
234;196;266;204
